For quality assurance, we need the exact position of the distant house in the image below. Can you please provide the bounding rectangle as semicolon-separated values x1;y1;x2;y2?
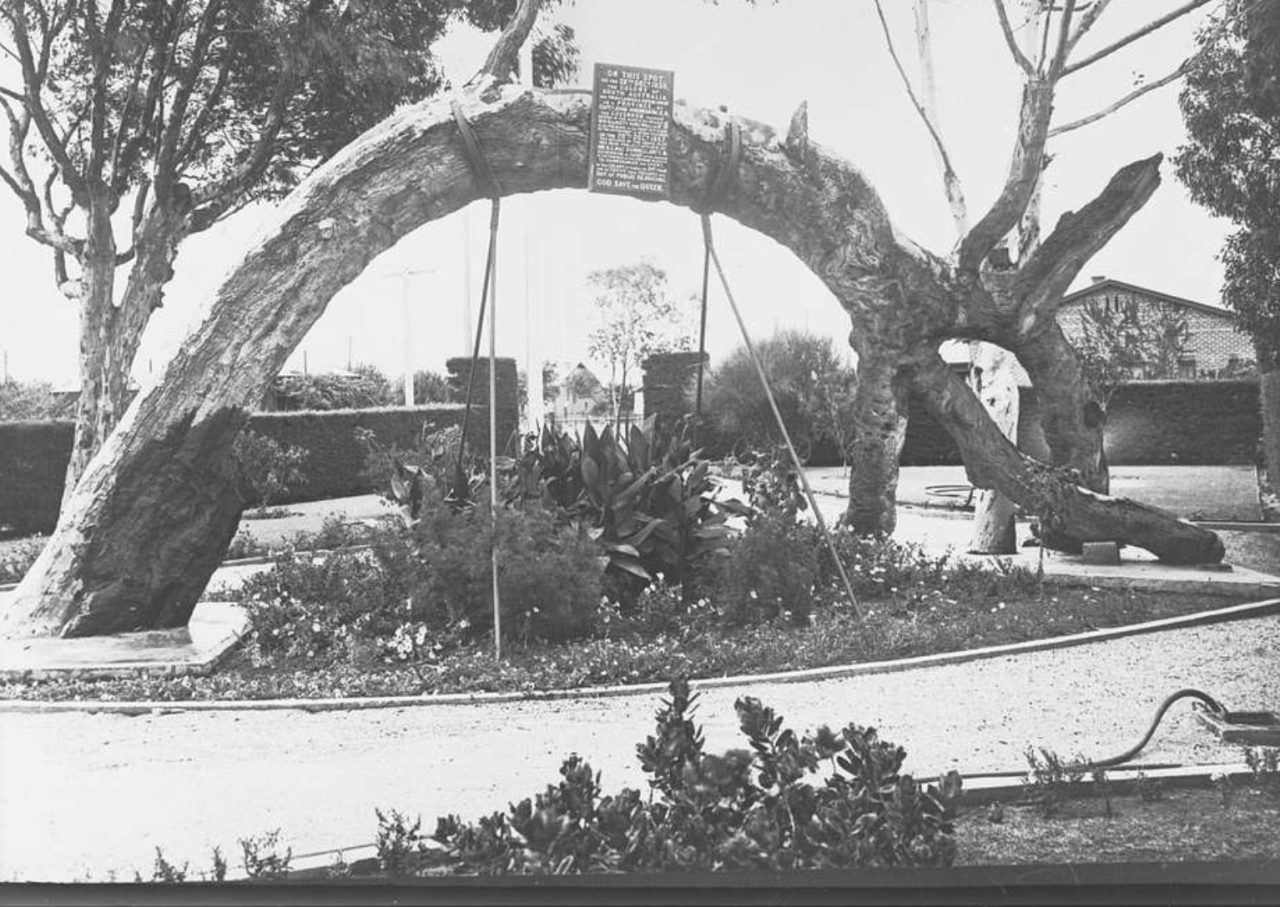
942;277;1256;383
1057;277;1256;379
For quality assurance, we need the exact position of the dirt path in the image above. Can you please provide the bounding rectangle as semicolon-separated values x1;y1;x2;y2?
3;612;1278;881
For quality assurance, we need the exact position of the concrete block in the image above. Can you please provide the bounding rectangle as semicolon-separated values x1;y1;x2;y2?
1081;541;1121;566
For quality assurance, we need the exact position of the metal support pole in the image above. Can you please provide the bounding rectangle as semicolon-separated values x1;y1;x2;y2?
489;221;502;661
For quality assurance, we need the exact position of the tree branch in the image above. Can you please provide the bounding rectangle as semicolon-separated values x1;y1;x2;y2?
9;0;87;200
114;0;185;194
993;0;1036;75
876;0;968;236
1048;0;1078;76
155;0;223;196
1012;153;1163;333
479;0;543;84
956;78;1055;273
175;37;233;170
1062;0;1214;76
1048;61;1189;137
1065;0;1115;57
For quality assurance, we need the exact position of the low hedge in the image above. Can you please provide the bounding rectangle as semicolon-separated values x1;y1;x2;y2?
0;406;467;532
445;356;519;457
248;405;467;502
0;421;75;533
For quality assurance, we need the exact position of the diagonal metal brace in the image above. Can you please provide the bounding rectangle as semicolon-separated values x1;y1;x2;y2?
451;100;502;200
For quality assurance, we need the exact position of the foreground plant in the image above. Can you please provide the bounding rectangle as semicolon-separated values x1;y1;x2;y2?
378;679;962;875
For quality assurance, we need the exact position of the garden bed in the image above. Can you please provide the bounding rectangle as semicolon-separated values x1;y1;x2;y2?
0;581;1254;703
956;784;1280;864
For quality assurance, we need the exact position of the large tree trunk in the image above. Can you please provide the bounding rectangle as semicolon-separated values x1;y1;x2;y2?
1017;324;1110;493
912;353;1223;564
846;351;910;535
60;194;193;506
2;84;1223;639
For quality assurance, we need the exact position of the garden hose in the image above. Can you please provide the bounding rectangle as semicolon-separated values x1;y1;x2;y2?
1064;688;1226;772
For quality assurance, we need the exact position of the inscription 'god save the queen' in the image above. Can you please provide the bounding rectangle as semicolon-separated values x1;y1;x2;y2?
589;63;674;199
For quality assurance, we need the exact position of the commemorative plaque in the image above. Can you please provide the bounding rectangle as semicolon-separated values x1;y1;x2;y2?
589;63;674;199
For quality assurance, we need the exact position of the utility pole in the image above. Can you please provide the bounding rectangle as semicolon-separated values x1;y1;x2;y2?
520;30;544;432
383;266;436;406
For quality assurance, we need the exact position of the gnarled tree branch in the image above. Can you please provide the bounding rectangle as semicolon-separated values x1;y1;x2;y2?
1011;153;1163;334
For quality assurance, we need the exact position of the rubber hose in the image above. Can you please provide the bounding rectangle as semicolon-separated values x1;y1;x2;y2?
1066;688;1225;772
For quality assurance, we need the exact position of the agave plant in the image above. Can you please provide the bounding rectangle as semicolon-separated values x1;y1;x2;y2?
577;416;738;588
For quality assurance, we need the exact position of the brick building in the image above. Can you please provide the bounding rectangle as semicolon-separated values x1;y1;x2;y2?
1056;277;1256;378
943;277;1256;381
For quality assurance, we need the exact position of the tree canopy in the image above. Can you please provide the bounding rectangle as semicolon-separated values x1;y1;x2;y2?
1175;0;1280;369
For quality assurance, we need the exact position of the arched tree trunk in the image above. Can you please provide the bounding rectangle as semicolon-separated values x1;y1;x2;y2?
2;83;1224;640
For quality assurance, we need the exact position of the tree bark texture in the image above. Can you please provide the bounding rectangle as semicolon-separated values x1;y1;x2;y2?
2;82;1224;639
845;350;910;535
967;342;1020;554
60;193;194;507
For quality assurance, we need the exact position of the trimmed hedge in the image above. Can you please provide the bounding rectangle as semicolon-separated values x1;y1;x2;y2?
0;405;467;533
445;356;520;457
1017;380;1261;466
0;421;75;533
248;405;466;502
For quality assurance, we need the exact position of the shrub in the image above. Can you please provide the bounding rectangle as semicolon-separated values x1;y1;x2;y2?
412;502;604;645
232;429;309;513
698;330;857;464
416;679;960;875
271;366;398;411
817;530;1039;608
715;513;818;626
0;535;45;584
238;540;415;661
0;379;69;421
250;405;467;502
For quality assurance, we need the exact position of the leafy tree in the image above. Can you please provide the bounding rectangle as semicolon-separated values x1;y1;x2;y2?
412;369;457;404
700;329;856;463
1176;0;1280;477
586;261;694;425
231;429;308;515
271;365;396;410
1073;297;1190;407
0;377;68;420
0;0;577;499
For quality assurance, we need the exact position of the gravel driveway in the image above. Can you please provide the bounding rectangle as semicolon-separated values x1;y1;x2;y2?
3;612;1278;881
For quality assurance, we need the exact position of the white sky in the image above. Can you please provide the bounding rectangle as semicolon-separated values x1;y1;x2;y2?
0;0;1231;389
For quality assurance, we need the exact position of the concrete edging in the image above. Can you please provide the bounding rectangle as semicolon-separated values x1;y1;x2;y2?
2;597;1278;716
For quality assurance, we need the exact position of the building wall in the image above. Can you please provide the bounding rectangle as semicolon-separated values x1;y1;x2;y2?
1057;286;1255;376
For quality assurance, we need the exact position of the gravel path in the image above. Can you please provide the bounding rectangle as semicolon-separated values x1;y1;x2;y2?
3;612;1278;881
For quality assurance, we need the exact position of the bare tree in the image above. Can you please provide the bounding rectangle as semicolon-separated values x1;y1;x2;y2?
866;0;1215;547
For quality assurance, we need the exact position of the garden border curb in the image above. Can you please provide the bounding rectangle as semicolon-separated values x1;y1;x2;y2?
2;596;1278;716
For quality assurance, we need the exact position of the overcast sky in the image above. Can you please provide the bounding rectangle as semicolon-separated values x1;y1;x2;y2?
0;0;1230;389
